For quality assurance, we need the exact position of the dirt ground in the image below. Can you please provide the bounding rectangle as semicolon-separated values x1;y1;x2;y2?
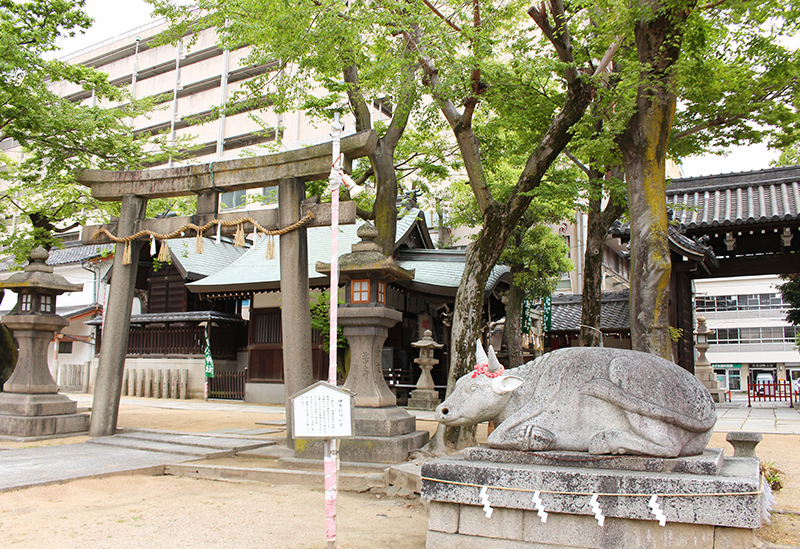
0;401;798;548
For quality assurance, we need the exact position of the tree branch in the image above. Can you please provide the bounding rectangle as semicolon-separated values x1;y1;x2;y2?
421;0;462;33
528;0;579;83
343;63;372;133
564;147;591;175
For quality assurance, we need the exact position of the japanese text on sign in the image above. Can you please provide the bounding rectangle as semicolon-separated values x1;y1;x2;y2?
292;383;353;438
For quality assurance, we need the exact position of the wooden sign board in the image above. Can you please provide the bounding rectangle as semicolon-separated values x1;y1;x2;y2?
290;381;354;439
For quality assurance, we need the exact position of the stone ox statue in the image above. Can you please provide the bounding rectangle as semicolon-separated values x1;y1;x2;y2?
435;342;716;457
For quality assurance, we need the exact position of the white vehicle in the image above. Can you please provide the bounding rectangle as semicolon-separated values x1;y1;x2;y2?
755;373;775;396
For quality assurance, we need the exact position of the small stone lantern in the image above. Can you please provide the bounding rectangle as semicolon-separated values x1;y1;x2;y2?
317;222;415;409
694;315;725;403
407;329;443;411
0;247;90;439
314;222;428;463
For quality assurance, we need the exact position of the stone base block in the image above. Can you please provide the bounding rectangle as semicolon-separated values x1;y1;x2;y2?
0;392;78;417
422;450;763;548
353;406;417;437
407;389;441;411
296;430;429;463
426;508;754;549
0;412;90;440
464;447;725;475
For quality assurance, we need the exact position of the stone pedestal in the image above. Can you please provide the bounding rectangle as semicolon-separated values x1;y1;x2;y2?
407;388;441;411
0;392;89;439
295;305;429;463
422;448;763;549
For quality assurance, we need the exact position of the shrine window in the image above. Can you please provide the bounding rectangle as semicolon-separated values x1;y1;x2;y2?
376;280;386;304
351;280;370;304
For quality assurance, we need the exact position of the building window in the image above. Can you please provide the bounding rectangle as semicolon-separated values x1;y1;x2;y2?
376;280;386;304
351;280;370;303
262;186;278;205
58;340;73;354
20;294;32;312
220;190;246;210
696;292;787;313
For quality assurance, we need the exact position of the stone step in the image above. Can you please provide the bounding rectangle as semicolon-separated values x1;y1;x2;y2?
115;430;275;452
87;436;234;459
164;462;386;492
277;456;390;475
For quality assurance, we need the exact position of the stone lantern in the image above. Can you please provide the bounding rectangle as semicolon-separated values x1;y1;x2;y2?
407;330;443;410
314;222;429;462
694;315;725;403
0;247;90;439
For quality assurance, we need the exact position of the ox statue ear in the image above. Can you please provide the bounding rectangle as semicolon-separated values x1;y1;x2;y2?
491;375;523;395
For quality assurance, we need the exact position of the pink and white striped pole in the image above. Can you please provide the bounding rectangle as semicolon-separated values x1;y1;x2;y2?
324;113;344;549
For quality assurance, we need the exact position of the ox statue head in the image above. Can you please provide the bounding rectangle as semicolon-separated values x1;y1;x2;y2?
434;340;524;426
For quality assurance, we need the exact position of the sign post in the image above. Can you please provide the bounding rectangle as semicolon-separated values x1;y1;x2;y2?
290;381;354;549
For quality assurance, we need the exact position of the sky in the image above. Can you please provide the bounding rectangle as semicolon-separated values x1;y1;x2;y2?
56;0;784;179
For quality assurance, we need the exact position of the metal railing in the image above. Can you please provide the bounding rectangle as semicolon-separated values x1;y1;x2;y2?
209;371;247;400
747;381;795;408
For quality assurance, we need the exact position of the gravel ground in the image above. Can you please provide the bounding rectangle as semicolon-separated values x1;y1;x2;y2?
0;399;798;548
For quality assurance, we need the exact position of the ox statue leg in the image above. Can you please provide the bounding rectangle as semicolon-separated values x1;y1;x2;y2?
587;429;680;456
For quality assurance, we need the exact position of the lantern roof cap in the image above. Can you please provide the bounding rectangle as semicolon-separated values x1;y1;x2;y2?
412;329;444;349
0;247;83;294
316;221;414;282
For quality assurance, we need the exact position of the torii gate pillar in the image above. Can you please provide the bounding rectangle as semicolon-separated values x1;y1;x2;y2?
279;177;314;447
89;195;147;437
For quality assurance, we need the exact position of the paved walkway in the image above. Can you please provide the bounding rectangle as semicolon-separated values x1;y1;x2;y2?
1;393;798;493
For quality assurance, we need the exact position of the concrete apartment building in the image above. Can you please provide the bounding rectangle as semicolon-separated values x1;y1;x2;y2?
695;275;800;393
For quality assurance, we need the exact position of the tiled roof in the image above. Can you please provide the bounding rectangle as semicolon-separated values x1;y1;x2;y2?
86;310;246;325
0;242;113;271
549;291;630;332
187;209;428;294
396;249;510;296
666;165;800;229
167;237;249;280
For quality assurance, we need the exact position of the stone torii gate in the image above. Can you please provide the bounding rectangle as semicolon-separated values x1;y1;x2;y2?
79;131;376;439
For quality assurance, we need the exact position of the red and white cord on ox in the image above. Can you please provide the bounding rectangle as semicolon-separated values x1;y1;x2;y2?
471;340;505;378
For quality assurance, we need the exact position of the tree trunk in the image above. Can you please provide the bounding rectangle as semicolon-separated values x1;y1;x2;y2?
618;4;691;360
580;170;625;347
370;140;399;256
505;268;525;367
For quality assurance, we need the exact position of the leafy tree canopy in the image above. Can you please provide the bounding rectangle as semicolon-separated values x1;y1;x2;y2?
778;274;800;327
0;0;177;266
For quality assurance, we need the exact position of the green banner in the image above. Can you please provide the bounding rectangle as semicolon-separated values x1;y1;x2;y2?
542;296;552;333
204;331;215;378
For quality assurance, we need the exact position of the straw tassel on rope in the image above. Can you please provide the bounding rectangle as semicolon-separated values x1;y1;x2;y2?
122;241;132;265
265;235;275;259
195;228;204;254
234;223;246;247
158;240;171;262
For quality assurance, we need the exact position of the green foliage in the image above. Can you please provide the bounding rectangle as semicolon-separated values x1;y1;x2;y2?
761;460;784;491
501;225;573;299
0;0;175;266
772;143;800;167
777;274;800;326
670;2;800;159
309;290;347;354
